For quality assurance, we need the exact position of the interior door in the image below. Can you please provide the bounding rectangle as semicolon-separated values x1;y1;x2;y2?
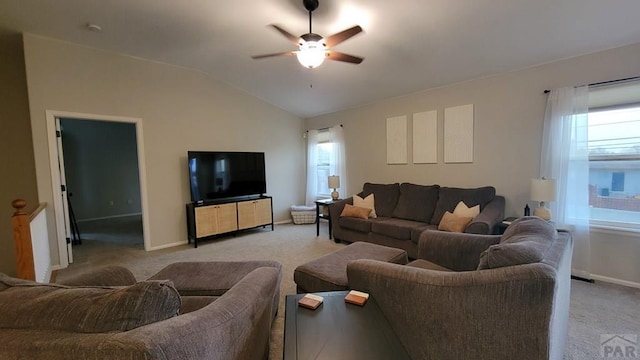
54;117;73;263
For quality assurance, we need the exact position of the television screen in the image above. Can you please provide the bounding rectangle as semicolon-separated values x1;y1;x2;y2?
188;151;266;203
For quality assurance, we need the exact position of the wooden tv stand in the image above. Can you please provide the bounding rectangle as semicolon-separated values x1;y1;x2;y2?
186;196;273;248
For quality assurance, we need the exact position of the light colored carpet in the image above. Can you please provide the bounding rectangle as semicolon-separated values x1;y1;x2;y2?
56;219;640;360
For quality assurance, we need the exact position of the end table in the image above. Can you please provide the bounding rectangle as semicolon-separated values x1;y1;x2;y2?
315;198;338;239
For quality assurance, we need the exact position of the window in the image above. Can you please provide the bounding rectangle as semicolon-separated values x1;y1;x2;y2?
305;125;346;205
587;81;640;228
315;130;333;198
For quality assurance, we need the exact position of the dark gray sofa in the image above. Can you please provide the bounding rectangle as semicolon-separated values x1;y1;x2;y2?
347;216;573;360
329;182;505;258
0;261;282;360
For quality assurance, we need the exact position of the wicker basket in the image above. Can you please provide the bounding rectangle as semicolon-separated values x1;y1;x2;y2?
291;205;316;224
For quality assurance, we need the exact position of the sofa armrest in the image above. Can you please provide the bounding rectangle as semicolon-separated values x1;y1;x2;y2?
3;268;280;360
347;259;558;360
56;265;137;286
417;230;501;271
465;195;505;234
120;267;280;360
328;197;354;227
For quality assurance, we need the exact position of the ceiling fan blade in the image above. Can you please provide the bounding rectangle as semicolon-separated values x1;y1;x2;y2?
269;25;300;45
326;51;364;64
251;51;296;60
324;25;363;48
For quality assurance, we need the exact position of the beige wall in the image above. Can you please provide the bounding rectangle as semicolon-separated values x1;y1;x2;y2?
306;42;640;285
22;34;305;265
15;32;640;285
0;30;38;276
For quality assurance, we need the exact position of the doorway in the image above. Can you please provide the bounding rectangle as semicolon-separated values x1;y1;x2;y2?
61;118;143;259
46;111;150;268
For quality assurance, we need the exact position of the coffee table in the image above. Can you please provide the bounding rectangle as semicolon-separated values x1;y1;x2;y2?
283;291;410;359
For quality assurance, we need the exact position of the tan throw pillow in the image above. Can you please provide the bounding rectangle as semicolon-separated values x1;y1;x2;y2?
353;194;377;218
453;201;480;218
340;204;372;219
438;211;473;233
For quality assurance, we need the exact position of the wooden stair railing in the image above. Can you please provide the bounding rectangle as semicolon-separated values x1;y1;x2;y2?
12;199;36;280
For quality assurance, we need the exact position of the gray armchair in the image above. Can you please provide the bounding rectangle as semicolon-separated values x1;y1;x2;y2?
347;217;572;360
1;262;282;360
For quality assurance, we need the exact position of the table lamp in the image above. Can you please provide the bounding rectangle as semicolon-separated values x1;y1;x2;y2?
328;175;340;201
530;178;556;221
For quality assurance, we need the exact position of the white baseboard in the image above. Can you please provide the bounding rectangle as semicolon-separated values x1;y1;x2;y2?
571;268;592;280
148;223;291;251
590;274;640;289
147;240;186;251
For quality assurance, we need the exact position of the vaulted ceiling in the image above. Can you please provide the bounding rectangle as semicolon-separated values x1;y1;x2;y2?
2;0;640;118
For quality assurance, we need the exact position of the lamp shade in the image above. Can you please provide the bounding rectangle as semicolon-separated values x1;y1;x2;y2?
328;175;340;189
530;178;556;202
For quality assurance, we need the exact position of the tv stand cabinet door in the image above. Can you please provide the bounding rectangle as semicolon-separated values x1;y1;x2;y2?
237;200;257;230
237;198;272;230
215;203;239;234
254;198;273;227
195;203;238;237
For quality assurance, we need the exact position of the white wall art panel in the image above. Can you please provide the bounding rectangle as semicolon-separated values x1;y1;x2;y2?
412;110;438;163
444;104;474;163
386;115;408;164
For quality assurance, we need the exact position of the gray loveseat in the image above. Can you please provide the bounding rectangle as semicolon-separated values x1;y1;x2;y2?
0;261;282;360
329;182;505;258
347;216;573;360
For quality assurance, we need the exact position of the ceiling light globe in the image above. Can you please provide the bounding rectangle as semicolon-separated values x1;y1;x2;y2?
296;41;326;69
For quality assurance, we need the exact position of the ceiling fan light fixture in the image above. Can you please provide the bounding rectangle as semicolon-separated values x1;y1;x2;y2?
296;40;326;68
252;0;363;68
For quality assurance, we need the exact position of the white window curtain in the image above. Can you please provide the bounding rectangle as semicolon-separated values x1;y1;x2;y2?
305;129;319;206
328;125;347;198
540;85;591;279
305;125;347;205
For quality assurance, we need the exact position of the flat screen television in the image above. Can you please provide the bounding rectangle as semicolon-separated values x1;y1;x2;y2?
188;151;266;203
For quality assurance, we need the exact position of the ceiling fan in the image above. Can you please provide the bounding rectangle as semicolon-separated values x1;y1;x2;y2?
251;0;364;69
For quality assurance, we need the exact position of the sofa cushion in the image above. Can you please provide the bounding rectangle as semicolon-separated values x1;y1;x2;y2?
362;182;400;217
430;186;496;225
339;216;374;233
438;211;473;233
477;240;550;269
0;276;180;333
341;204;372;219
180;295;219;314
392;183;440;222
501;216;556;245
353;193;377;218
410;224;438;244
371;218;427;240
